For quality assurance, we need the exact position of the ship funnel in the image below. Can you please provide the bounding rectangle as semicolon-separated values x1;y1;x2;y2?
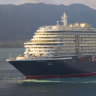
61;13;68;26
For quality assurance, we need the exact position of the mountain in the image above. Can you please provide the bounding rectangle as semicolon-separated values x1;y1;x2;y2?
0;3;96;41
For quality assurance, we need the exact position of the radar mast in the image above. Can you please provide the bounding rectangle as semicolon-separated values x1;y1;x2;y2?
61;13;68;26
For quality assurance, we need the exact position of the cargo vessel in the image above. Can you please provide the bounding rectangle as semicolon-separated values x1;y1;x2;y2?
7;13;96;79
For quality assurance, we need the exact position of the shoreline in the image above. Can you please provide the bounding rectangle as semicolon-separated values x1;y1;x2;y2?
0;41;25;48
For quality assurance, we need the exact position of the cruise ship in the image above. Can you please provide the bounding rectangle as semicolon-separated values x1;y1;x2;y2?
7;13;96;79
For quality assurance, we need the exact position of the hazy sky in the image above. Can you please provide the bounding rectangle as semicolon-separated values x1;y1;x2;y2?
0;0;96;9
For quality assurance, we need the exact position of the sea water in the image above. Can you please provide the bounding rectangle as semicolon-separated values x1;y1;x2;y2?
0;48;96;96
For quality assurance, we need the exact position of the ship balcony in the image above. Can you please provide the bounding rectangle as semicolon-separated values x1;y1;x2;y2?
24;45;60;48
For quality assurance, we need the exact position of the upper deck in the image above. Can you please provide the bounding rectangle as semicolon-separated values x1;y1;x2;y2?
37;23;95;32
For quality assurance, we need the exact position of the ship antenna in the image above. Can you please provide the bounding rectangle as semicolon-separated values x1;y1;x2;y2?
61;13;68;26
56;21;59;26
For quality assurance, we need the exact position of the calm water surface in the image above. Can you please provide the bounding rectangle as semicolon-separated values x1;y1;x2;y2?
0;48;96;96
